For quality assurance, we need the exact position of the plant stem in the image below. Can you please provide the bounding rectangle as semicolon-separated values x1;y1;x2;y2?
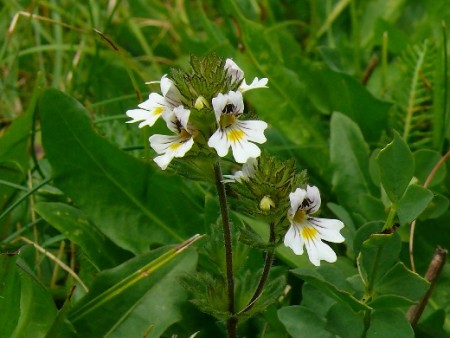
213;162;236;338
239;222;276;315
407;246;447;326
382;203;397;231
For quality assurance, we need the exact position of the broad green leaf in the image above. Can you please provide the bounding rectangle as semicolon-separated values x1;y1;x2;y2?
35;202;132;270
397;184;434;225
325;303;365;338
358;194;386;222
367;309;414;338
353;221;384;256
372;262;428;302
367;294;416;309
420;194;449;220
330;112;372;211
291;268;369;312
0;254;57;338
40;89;203;254
358;233;401;294
377;132;414;202
414;149;447;187
69;237;199;337
278;306;334;338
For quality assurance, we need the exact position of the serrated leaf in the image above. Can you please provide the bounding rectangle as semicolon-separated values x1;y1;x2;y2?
397;184;433;225
377;132;414;202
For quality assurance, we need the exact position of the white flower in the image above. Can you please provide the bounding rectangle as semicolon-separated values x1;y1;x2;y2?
126;75;183;128
225;59;268;92
207;91;268;163
223;157;257;183
149;106;195;170
284;186;345;266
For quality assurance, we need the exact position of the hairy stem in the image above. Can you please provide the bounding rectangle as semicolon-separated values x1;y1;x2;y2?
214;162;236;338
239;222;276;315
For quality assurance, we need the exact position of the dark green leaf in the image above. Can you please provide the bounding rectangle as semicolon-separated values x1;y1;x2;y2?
397;184;434;225
414;149;447;187
35;202;132;270
325;303;365;338
278;306;334;338
353;222;384;256
330;112;372;211
420;194;449;220
69;246;198;337
367;309;414;338
40;89;203;254
377;132;415;202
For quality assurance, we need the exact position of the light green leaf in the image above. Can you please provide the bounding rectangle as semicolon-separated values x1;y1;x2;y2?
40;89;203;254
414;149;447;187
35;202;132;270
377;132;414;202
397;184;434;225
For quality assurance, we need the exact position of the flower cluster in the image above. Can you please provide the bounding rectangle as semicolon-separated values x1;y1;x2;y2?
226;154;344;266
126;57;268;170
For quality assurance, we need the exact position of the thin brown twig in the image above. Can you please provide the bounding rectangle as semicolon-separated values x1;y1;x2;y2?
410;150;450;271
407;246;447;326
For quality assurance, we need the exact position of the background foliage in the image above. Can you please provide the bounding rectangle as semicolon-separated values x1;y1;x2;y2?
1;0;449;337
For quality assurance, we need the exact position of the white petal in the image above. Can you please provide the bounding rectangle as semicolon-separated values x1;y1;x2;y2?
225;58;244;84
153;153;173;170
212;93;228;122
126;108;162;128
149;134;179;154
315;240;337;263
160;75;182;107
311;218;345;243
230;139;261;163
304;237;321;266
171;137;194;158
289;188;307;215
138;93;165;110
236;120;268;143
227;91;244;115
242;157;258;178
284;225;304;255
208;129;229;157
174;106;191;129
239;77;268;92
305;185;321;213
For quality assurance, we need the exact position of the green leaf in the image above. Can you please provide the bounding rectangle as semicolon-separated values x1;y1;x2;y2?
397;184;434;225
35;202;132;270
291;268;369;312
0;254;57;338
358;233;401;294
414;149;447;187
40;89;203;254
353;221;384;256
0;110;33;210
325;303;365;338
278;306;334;338
377;132;414;202
367;309;414;338
330;112;372;211
420;194;449;220
69;238;199;337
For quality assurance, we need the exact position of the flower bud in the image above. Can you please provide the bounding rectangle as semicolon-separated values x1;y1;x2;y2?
259;196;275;211
194;96;209;110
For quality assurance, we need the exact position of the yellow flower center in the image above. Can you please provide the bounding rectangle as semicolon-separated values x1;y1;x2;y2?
169;142;182;151
301;226;318;241
153;106;165;116
227;129;245;142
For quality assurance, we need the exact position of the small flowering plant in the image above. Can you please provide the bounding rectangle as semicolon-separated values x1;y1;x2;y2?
125;56;347;337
